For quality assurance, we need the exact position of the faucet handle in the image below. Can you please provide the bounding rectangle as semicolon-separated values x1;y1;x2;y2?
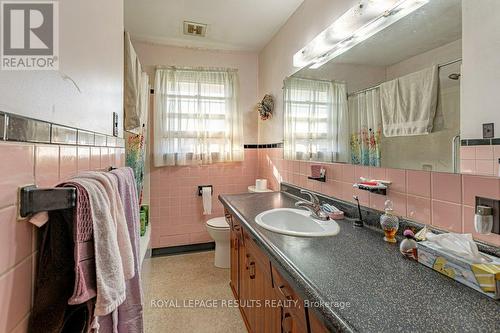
300;189;319;205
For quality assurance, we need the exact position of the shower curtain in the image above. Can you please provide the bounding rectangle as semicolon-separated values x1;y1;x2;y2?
348;88;382;166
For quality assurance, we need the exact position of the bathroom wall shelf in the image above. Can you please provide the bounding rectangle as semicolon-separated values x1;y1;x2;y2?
353;184;387;196
308;176;326;182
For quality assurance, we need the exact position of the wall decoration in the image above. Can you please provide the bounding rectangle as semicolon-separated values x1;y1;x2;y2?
257;94;274;120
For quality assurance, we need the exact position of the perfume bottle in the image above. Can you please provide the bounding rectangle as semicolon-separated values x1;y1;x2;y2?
380;200;399;243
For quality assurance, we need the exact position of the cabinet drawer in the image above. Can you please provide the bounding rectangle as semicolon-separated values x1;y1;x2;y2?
271;265;307;328
243;231;271;279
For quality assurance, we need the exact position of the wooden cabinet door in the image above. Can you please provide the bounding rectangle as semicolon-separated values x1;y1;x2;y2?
229;226;239;297
249;250;281;333
308;310;330;333
238;228;255;331
280;307;308;333
272;265;308;333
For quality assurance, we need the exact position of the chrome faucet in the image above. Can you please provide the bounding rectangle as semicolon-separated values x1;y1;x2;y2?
295;189;329;221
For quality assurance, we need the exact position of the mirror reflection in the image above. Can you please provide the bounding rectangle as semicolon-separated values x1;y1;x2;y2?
285;0;461;173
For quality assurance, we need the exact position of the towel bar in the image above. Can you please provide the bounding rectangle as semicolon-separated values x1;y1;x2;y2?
19;185;77;218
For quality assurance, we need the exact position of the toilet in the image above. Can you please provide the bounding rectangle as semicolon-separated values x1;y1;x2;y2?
206;217;230;268
206;181;271;268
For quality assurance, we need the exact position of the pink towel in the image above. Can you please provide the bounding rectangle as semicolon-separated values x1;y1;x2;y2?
98;167;144;333
70;175;132;318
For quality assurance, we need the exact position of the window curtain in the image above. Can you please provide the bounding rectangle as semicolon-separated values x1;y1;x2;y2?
348;88;382;166
283;77;348;163
153;67;244;166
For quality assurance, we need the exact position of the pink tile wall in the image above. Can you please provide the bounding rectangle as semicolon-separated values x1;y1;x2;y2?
257;147;500;247
149;149;258;249
460;145;500;176
0;142;125;333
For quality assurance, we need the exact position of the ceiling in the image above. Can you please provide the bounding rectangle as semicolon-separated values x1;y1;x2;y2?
124;0;304;51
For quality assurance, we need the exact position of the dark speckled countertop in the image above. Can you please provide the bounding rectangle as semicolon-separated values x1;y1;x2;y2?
219;192;500;333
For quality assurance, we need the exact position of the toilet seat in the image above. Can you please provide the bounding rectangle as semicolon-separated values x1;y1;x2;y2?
206;217;229;229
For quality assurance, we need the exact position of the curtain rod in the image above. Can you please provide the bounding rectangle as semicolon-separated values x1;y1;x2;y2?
347;58;462;97
155;65;238;73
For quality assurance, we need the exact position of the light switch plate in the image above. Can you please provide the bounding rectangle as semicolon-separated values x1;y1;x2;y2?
113;112;119;137
483;123;494;139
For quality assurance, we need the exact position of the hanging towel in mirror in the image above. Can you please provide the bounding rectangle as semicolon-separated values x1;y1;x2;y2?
380;65;438;137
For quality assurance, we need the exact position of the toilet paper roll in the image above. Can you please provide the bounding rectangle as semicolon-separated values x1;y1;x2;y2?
202;186;212;215
255;179;268;191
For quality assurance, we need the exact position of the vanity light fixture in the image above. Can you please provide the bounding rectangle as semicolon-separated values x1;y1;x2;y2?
293;0;429;69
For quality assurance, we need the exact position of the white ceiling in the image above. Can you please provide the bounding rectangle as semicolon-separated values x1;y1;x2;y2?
124;0;304;51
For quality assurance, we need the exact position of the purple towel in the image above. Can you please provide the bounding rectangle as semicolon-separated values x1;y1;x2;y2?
60;182;97;306
98;167;144;333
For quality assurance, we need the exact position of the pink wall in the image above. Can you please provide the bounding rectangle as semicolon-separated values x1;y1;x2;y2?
149;149;258;248
133;41;260;144
0;0;124;137
258;148;500;247
461;145;500;177
0;142;125;333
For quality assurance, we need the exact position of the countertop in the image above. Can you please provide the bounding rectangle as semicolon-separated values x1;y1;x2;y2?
219;192;500;333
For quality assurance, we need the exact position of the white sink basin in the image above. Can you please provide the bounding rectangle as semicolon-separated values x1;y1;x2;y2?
254;208;340;237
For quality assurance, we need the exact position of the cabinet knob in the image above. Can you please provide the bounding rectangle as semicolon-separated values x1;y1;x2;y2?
249;261;256;279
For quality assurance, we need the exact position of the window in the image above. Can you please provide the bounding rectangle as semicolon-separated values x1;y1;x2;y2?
153;67;243;166
283;77;349;162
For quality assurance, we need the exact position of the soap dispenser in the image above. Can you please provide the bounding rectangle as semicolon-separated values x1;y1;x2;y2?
474;205;493;234
380;200;399;243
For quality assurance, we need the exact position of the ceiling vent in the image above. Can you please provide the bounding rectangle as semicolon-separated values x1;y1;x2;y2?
183;21;207;37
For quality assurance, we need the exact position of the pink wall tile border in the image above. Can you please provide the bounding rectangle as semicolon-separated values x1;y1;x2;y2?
34;145;59;187
0;207;32;276
0;139;124;333
59;146;77;181
431;200;462;232
462;175;500;206
77;146;91;172
475;146;493;160
475;160;494;176
460;145;500;177
0;257;32;333
460;146;475;160
407;195;432;225
0;144;34;207
431;172;462;204
406;170;431;198
90;147;101;170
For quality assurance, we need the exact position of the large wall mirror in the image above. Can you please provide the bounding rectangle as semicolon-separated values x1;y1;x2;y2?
285;0;462;173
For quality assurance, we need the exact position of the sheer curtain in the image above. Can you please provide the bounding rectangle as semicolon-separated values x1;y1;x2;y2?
348;88;382;166
153;67;244;166
283;77;348;162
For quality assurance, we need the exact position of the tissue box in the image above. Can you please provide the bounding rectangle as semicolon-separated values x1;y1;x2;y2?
417;241;500;299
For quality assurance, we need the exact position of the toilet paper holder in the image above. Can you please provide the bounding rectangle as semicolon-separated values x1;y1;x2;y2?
198;185;213;196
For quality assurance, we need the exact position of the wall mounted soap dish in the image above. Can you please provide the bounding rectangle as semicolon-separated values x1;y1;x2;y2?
353;177;392;196
308;176;326;182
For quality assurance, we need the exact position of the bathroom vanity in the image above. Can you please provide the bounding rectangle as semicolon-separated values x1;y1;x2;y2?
220;192;500;333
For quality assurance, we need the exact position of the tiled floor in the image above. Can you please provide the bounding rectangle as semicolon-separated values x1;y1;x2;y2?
142;251;247;333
